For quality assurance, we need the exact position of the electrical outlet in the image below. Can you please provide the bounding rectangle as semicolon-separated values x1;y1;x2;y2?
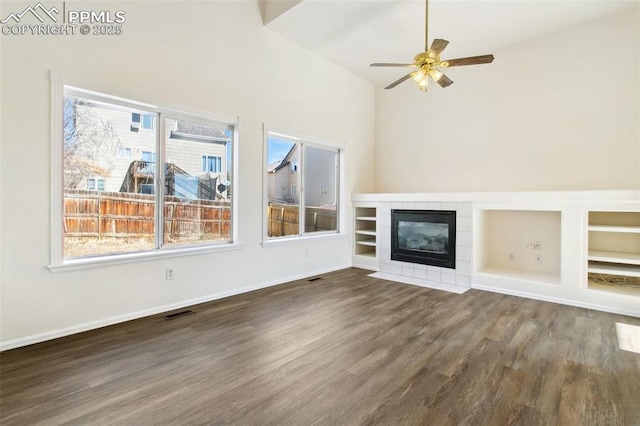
535;255;542;264
508;252;516;262
534;241;542;250
305;249;310;257
166;267;175;280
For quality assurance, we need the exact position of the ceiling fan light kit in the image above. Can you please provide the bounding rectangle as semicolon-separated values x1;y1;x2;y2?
371;0;495;92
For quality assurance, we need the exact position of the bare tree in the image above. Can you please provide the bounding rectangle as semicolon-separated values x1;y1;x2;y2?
64;97;121;189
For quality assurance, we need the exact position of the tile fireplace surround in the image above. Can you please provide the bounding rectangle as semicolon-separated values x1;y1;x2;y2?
375;202;472;294
352;191;640;317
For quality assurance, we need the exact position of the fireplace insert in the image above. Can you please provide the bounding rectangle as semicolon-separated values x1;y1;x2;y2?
391;209;456;269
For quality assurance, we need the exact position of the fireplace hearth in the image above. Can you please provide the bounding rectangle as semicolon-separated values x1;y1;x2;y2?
391;210;456;269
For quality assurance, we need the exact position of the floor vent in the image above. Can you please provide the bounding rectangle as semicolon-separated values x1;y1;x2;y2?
163;310;195;320
308;277;323;282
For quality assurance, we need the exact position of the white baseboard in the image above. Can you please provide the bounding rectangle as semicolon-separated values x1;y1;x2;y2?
472;283;640;318
0;264;350;352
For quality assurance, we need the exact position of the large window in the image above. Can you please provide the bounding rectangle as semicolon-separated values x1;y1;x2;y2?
59;86;236;262
265;130;341;240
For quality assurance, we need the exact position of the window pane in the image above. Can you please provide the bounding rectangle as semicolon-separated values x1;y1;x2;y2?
303;145;338;233
266;136;300;237
142;114;154;130
163;118;232;247
63;95;156;259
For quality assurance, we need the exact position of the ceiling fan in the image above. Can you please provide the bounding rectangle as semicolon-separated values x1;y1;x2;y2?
371;0;494;91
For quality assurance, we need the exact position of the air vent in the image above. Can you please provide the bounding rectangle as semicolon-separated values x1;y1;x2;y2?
163;310;195;320
308;277;323;282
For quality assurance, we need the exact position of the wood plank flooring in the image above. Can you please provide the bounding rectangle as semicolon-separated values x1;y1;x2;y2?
1;267;639;425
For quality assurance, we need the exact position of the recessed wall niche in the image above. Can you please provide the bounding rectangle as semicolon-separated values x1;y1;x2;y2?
475;210;561;284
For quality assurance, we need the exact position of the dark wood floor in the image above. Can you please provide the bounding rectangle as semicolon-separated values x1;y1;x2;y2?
1;268;639;425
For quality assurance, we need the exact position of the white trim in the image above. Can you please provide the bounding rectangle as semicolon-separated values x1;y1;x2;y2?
352;191;640;203
261;231;345;247
50;71;65;266
471;283;640;318
64;84;239;128
0;263;350;351
48;243;243;273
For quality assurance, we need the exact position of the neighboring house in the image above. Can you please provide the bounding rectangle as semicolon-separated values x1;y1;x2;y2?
267;143;336;207
267;143;300;204
70;101;231;200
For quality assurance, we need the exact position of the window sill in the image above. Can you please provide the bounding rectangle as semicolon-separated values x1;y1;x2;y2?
261;232;345;248
48;242;242;273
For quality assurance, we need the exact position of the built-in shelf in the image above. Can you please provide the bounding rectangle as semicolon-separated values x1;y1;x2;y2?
476;267;561;286
586;280;640;297
587;211;640;293
588;250;640;265
353;206;378;269
588;225;640;233
588;262;640;278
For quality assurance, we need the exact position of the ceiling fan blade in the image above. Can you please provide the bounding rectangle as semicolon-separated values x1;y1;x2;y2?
442;54;494;67
385;73;413;90
370;63;414;67
430;39;449;55
436;74;453;88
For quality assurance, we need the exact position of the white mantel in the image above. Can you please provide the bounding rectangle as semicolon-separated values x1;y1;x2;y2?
353;190;640;203
352;191;640;317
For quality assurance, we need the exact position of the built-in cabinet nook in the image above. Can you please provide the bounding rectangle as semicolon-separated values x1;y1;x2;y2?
352;191;640;317
353;206;378;269
587;211;640;296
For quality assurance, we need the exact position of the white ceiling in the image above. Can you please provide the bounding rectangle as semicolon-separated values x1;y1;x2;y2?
265;0;637;86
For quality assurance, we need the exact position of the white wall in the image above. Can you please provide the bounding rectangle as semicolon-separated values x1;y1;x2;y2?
375;9;640;192
0;1;375;347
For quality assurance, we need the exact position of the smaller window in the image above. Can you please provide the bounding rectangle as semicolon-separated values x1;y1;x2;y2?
291;161;298;172
291;186;297;196
142;115;154;130
142;151;156;162
117;147;132;159
131;113;141;132
86;178;105;191
202;155;222;172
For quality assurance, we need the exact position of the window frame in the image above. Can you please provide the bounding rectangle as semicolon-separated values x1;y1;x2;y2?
142;114;155;130
49;72;241;271
117;146;132;159
202;155;222;173
262;125;345;246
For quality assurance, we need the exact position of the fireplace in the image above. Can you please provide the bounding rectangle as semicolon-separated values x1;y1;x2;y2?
391;210;456;269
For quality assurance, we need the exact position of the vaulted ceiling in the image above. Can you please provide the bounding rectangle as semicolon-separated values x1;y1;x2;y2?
264;0;637;86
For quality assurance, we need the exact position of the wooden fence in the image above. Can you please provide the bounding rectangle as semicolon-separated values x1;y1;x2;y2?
64;189;231;241
268;201;337;237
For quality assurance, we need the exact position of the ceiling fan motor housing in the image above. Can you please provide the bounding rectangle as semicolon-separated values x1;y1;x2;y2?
413;50;439;66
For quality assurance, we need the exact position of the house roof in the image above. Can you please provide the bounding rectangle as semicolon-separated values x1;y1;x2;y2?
272;144;298;172
170;121;230;144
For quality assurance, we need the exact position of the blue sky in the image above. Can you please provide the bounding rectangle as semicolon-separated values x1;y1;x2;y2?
268;137;295;164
